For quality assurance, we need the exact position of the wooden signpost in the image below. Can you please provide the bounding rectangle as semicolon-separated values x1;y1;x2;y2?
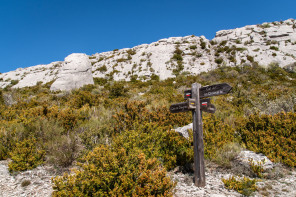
170;83;232;187
169;98;215;113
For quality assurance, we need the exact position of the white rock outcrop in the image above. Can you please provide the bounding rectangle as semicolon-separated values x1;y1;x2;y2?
50;53;94;91
0;19;295;89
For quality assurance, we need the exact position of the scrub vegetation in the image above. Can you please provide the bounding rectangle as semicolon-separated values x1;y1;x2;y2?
0;63;296;195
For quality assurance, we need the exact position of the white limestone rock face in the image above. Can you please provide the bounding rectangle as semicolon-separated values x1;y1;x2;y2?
50;53;94;91
1;19;296;89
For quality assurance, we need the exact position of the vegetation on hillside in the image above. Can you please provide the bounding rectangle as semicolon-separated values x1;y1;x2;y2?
0;63;295;195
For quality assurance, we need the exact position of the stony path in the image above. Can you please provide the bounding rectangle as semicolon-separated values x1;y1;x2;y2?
254;170;296;197
171;165;296;197
0;160;53;197
172;171;241;197
1;159;295;197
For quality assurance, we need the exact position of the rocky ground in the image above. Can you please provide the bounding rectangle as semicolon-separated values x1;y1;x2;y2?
0;155;295;197
171;161;296;197
0;160;54;197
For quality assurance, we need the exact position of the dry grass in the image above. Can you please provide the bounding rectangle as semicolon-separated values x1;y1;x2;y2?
214;142;242;168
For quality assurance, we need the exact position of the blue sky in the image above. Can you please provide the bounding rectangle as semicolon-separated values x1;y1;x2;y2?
0;0;295;73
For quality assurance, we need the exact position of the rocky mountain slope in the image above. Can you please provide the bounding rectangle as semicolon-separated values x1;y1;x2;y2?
0;19;296;89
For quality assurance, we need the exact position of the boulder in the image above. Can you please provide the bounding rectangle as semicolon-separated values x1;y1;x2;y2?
50;53;94;91
174;123;192;139
236;150;273;170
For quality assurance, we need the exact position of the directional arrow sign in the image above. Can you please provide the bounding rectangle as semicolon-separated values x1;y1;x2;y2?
170;98;215;113
169;102;189;113
184;83;232;99
200;98;216;113
200;83;232;98
202;103;216;114
184;90;192;99
200;98;211;107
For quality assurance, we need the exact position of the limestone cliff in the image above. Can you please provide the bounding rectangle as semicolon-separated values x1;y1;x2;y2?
0;19;295;89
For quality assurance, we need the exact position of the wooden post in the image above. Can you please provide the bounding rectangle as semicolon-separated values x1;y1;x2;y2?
191;83;206;187
170;82;232;187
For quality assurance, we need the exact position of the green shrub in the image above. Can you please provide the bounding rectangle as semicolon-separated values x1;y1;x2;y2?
214;142;241;168
57;107;80;130
236;47;247;52
16;118;79;167
220;40;227;46
47;133;82;167
172;54;183;61
21;180;31;187
113;101;192;133
215;58;223;64
112;123;193;170
248;158;264;178
93;77;108;85
52;145;176;196
203;115;236;159
228;56;236;63
108;82;128;98
210;40;217;45
78;106;113;150
253;48;260;52
8;138;45;172
200;41;206;49
247;55;254;63
117;58;127;62
0;90;4;105
126;49;136;55
189;45;197;49
0;127;18;160
222;176;257;196
261;23;271;28
174;47;182;55
150;74;160;81
10;80;19;86
237;112;296;167
88;56;96;59
113;103;236;169
270;46;279;51
235;39;241;44
172;61;184;76
96;65;107;73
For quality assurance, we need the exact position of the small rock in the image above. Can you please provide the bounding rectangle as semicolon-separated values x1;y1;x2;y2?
174;123;192;139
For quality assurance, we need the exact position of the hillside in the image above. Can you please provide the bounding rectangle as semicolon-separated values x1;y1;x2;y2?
0;19;296;89
0;19;296;197
1;62;296;196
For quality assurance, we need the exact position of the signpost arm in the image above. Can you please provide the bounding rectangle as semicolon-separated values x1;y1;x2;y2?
192;83;206;187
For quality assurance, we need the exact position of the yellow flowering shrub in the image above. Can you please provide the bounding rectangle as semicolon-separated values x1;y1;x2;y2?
237;112;296;167
203;114;236;159
113;101;192;133
52;145;176;197
222;176;257;196
8;137;45;172
112;123;193;170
